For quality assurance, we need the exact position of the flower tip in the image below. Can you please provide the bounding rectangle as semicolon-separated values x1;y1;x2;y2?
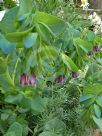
87;51;93;56
55;75;65;84
72;72;78;78
93;45;100;52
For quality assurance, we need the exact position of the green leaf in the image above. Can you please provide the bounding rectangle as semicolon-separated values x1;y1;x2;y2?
95;36;102;44
1;113;9;121
39;45;58;59
86;31;96;41
18;13;30;21
31;96;47;113
6;27;33;42
0;69;14;88
93;116;102;132
0;120;9;134
80;98;95;108
23;33;38;48
85;63;98;78
44;117;66;134
96;96;102;107
40;22;55;37
94;104;101;118
35;23;54;44
61;53;78;71
5;94;23;104
75;38;93;52
5;122;23;136
4;132;16;136
0;34;16;54
92;71;102;83
19;0;33;15
34;11;66;34
0;6;19;33
20;97;31;111
83;84;102;95
80;94;94;102
30;96;47;113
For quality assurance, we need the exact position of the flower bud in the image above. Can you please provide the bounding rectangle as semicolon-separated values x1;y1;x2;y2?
87;51;93;56
20;73;29;86
28;74;36;85
55;75;65;84
72;72;78;78
93;45;100;52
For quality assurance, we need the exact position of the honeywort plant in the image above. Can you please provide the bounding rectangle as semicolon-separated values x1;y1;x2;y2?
0;0;80;135
0;0;102;135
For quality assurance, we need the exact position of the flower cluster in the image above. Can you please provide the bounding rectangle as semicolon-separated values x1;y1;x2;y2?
88;12;102;34
20;73;36;86
78;65;89;79
87;45;100;56
80;0;89;10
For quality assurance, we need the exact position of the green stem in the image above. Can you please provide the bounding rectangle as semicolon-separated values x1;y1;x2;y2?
12;58;19;84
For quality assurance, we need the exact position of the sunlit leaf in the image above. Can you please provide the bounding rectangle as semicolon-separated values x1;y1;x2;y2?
61;53;78;71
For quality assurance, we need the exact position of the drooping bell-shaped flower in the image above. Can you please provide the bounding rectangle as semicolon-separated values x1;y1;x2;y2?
72;72;78;78
55;75;65;84
87;51;93;56
93;45;100;52
28;74;36;85
20;73;29;86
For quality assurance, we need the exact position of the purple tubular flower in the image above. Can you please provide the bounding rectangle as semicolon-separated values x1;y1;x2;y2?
20;73;29;86
55;76;65;84
72;72;78;78
93;45;100;52
28;74;36;85
87;51;93;56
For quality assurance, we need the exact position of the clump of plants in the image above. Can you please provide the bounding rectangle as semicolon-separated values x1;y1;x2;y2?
0;0;102;136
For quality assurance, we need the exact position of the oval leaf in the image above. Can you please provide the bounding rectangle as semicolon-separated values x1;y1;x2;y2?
61;53;78;71
23;33;38;48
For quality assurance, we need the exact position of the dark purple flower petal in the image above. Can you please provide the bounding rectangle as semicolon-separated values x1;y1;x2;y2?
72;72;78;78
87;51;93;56
93;45;100;52
20;73;29;86
29;74;36;85
55;76;65;84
